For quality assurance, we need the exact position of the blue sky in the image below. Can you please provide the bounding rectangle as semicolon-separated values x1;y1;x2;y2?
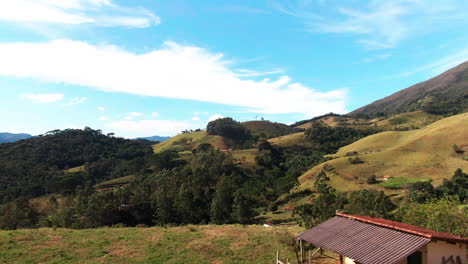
0;0;467;138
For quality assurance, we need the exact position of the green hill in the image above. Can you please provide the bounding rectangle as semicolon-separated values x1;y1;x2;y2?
298;113;468;192
0;225;301;264
242;120;295;138
152;131;232;153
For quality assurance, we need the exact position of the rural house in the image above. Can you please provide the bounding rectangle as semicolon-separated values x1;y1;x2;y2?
296;213;467;264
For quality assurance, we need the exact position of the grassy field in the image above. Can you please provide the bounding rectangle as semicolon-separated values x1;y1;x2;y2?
0;225;303;264
230;149;258;167
95;175;136;188
268;132;306;147
152;131;231;154
298;113;468;193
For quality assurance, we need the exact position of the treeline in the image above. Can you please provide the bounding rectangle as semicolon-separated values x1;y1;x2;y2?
304;122;379;153
294;169;468;236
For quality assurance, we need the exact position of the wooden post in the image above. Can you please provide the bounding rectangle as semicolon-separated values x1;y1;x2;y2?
339;255;344;264
299;239;303;264
308;249;312;264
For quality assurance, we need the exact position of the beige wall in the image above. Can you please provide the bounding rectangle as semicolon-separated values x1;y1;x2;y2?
341;241;467;264
426;240;467;264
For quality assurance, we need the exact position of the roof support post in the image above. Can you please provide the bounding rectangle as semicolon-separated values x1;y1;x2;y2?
300;239;304;263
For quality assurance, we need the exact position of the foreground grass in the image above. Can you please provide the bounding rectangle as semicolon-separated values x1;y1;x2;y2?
0;225;302;264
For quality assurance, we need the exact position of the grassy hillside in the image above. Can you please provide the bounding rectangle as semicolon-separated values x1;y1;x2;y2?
242;120;295;138
152;131;207;153
296;111;440;131
268;132;306;147
152;131;232;153
0;226;301;264
299;113;468;192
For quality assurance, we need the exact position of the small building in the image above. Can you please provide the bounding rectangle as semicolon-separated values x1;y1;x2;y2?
383;175;392;181
296;212;467;264
283;206;294;212
264;222;274;227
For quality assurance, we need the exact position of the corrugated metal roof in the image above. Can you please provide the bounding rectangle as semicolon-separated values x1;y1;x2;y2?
337;213;468;244
297;216;431;264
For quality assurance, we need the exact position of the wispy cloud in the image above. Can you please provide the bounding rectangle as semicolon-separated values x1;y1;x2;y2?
124;112;144;120
0;0;159;28
66;96;88;105
21;93;64;103
398;49;468;77
97;106;105;111
362;53;391;63
206;5;270;15
0;40;347;117
275;0;468;49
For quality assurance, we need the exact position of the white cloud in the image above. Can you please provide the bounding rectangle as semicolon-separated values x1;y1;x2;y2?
97;116;108;121
276;0;468;49
21;93;64;103
0;40;347;117
66;96;88;105
192;116;200;121
0;0;159;28
151;112;159;117
106;119;191;137
97;106;105;111
208;114;224;122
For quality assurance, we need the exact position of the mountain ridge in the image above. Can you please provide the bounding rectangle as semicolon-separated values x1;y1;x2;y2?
0;132;33;143
349;61;468;117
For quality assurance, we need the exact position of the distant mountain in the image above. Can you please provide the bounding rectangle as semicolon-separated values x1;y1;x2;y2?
349;61;468;117
136;136;171;142
0;132;32;143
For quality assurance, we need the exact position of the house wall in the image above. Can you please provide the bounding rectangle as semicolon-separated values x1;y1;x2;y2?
341;241;467;264
426;240;467;264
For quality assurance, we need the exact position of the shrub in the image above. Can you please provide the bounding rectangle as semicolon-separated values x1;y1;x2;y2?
348;157;364;164
366;175;378;184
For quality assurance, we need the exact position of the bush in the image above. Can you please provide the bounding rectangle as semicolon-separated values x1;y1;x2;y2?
366;175;378;184
396;199;468;237
348;157;364;164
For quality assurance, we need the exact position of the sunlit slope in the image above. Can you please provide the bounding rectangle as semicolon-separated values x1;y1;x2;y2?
242;120;295;138
152;130;234;153
297;111;440;131
299;113;468;191
267;132;306;147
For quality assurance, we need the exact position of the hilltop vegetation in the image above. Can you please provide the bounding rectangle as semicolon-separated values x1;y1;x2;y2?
242;120;297;138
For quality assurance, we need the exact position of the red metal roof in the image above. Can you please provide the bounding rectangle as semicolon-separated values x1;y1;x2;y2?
337;213;468;244
298;216;431;264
